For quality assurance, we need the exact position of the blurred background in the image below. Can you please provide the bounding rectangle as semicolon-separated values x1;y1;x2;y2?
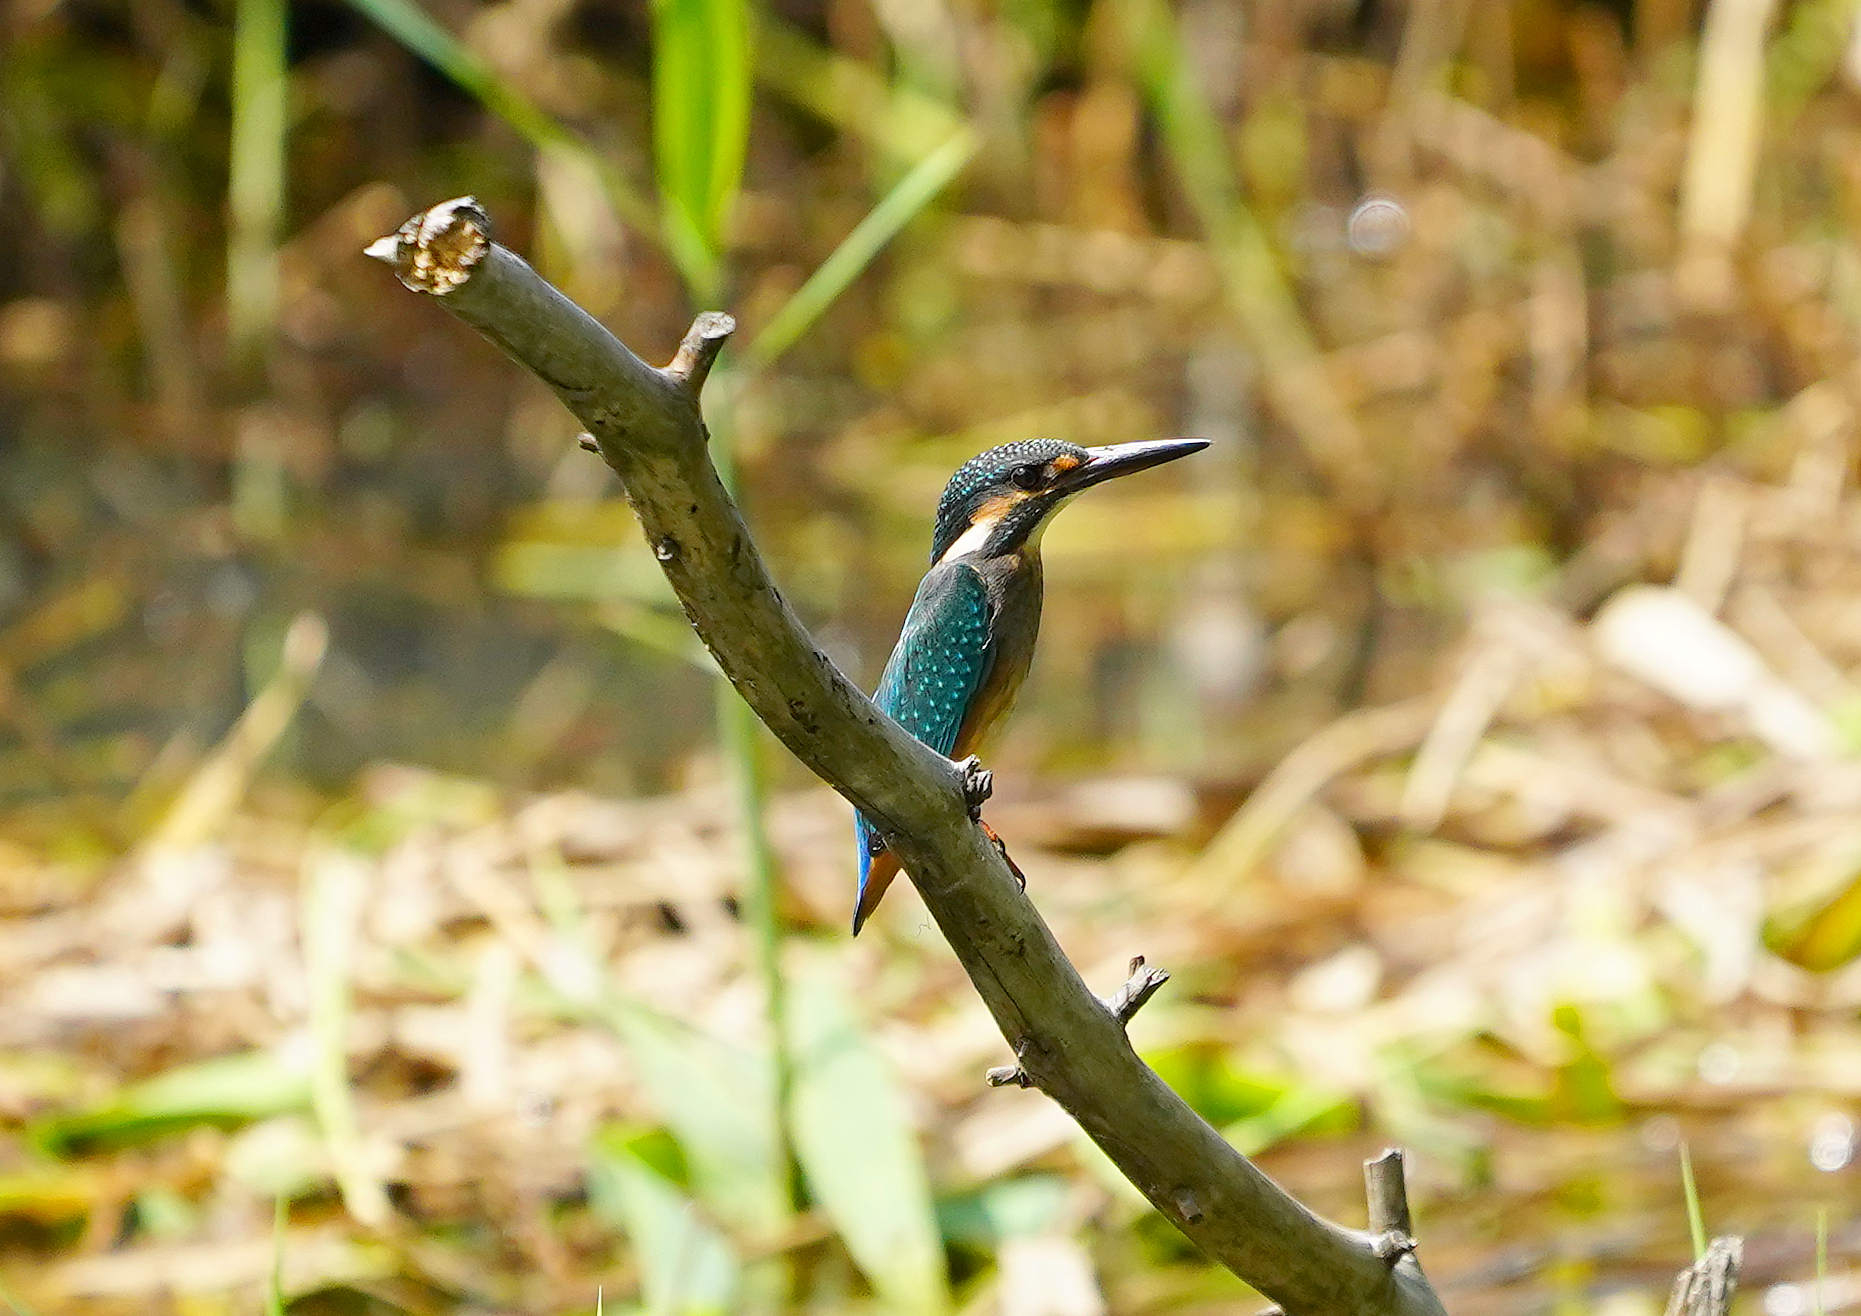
7;0;1861;1311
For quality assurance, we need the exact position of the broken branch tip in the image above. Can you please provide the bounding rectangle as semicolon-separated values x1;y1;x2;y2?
664;312;738;394
368;196;491;293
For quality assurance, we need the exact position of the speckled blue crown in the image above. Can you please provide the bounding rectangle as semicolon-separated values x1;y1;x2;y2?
930;439;1086;562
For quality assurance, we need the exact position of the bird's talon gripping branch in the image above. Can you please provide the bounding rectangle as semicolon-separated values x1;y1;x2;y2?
959;755;993;816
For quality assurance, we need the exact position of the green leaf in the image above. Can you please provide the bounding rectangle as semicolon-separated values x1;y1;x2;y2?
651;0;754;296
1225;1086;1356;1157
265;1195;288;1316
1549;1004;1622;1124
589;1129;741;1316
786;968;948;1314
937;1176;1070;1248
755;18;965;164
1144;1045;1290;1126
1679;1141;1707;1261
608;1011;788;1237
32;1049;312;1156
492;539;676;605
743;128;975;371
1775;862;1861;971
0;1164;93;1228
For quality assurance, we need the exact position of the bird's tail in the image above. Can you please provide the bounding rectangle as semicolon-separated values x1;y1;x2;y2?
853;814;900;935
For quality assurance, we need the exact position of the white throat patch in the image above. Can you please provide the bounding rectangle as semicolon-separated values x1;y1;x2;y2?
934;492;1074;565
935;513;1002;564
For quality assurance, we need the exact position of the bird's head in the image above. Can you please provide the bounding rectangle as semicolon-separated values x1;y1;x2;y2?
929;437;1209;564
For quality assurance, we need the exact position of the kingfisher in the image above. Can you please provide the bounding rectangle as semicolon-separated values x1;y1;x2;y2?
853;436;1210;933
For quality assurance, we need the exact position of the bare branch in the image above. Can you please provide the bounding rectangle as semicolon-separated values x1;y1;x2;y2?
369;197;1450;1316
986;1061;1035;1089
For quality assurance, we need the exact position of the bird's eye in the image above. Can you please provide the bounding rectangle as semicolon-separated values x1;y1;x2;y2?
1010;464;1044;491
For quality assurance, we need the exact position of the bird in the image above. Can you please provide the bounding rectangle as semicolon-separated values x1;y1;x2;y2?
853;435;1210;934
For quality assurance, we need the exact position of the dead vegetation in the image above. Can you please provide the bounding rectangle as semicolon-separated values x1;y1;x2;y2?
9;0;1861;1312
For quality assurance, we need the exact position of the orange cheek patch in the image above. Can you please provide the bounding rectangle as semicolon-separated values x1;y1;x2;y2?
937;490;1023;562
972;491;1019;522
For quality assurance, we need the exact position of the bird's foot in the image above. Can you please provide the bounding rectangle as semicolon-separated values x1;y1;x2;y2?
957;756;994;819
957;757;1022;890
980;820;1027;891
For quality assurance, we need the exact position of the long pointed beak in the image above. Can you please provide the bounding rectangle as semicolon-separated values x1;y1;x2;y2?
1056;437;1210;495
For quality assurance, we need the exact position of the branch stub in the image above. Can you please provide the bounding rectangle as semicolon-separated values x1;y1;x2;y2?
664;311;737;396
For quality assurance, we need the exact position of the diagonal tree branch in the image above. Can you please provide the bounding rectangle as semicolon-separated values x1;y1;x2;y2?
367;196;1450;1316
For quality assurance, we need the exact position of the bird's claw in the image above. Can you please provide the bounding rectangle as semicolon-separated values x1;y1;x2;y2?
958;757;1022;890
958;756;994;819
982;821;1027;891
999;838;1027;892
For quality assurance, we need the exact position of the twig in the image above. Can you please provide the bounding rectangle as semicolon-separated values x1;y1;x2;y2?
1664;1237;1742;1316
984;1061;1034;1089
368;197;1451;1316
664;311;735;389
989;956;1172;1088
1106;955;1171;1024
1364;1149;1416;1262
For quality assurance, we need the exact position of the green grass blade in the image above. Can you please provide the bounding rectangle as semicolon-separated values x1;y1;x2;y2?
265;1195;288;1316
1678;1141;1706;1261
607;1012;788;1238
755;18;963;163
588;1132;742;1316
342;0;654;232
30;1050;312;1155
521;841;789;1303
650;0;753;299
717;676;793;1183
227;0;286;370
701;363;799;1289
787;967;949;1315
744;127;975;371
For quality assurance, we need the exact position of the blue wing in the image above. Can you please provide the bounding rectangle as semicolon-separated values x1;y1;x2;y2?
854;561;993;932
